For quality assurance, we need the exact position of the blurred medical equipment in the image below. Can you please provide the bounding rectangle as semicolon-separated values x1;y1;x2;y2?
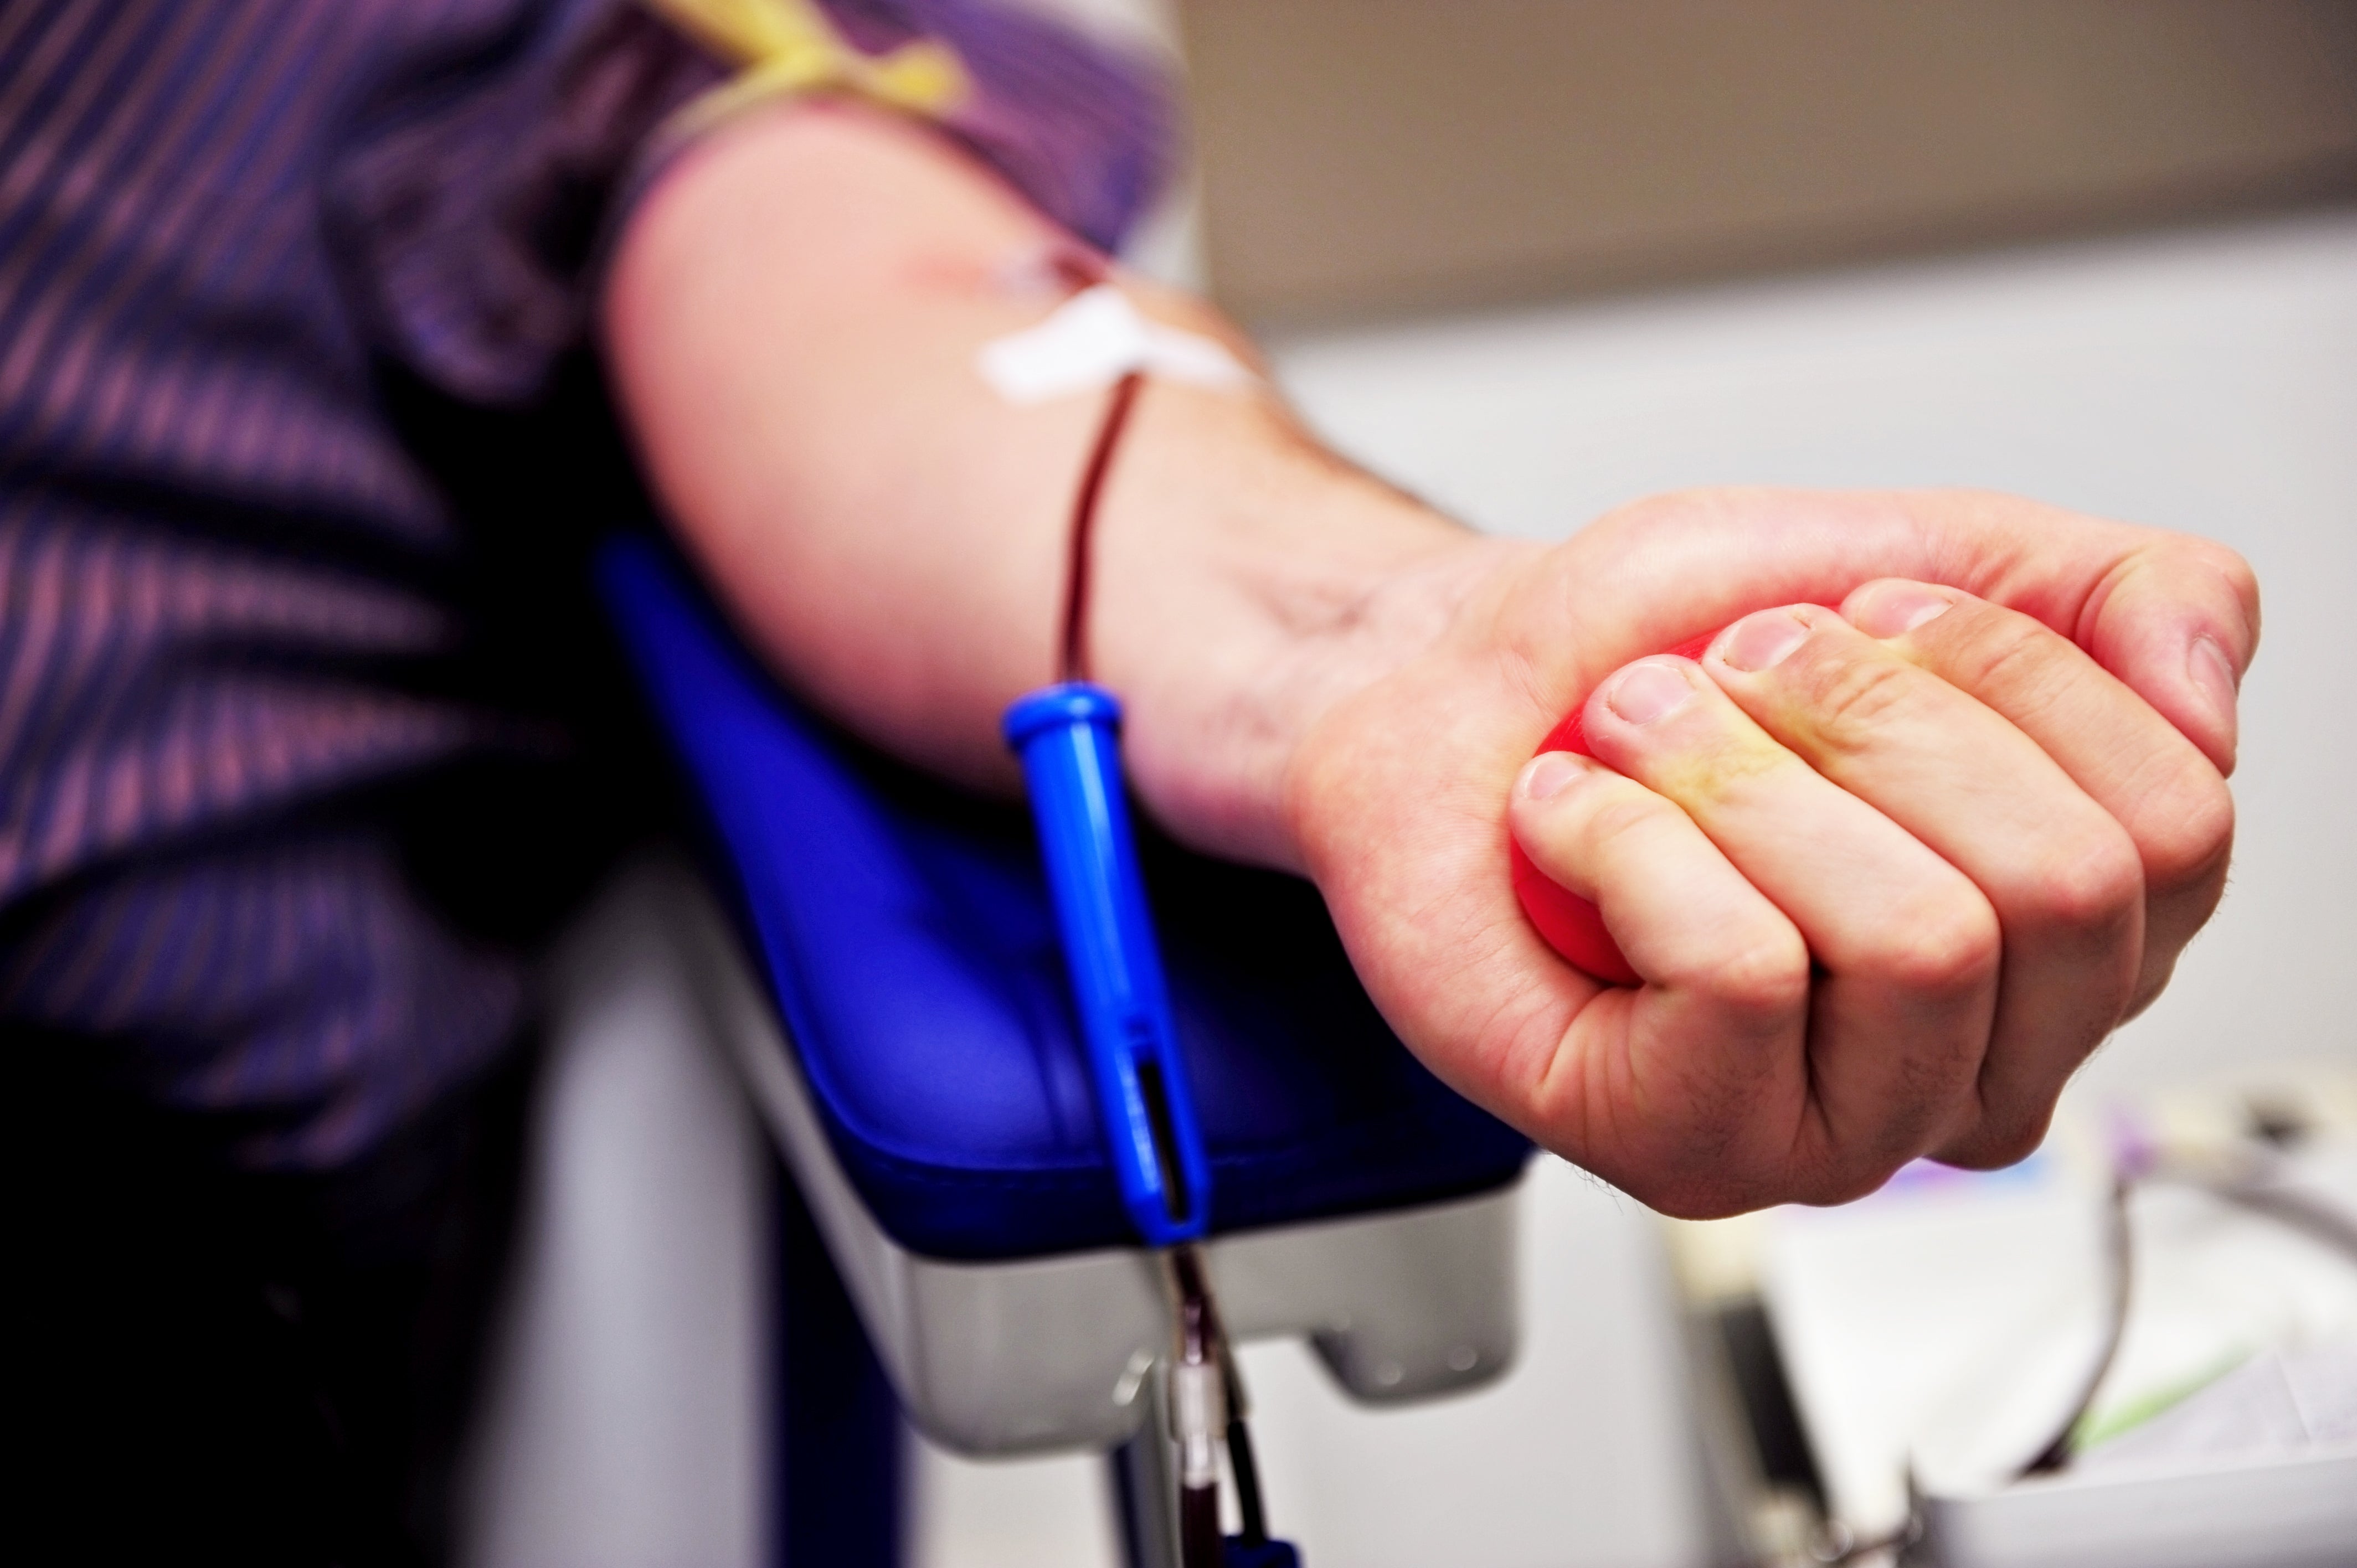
1667;1071;2357;1568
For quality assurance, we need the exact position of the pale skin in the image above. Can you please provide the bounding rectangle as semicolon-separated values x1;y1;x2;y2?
604;100;2256;1219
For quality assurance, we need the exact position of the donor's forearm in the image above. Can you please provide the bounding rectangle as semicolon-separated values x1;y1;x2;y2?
601;98;1507;869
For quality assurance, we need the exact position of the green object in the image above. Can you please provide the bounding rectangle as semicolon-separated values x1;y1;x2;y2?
2072;1348;2253;1453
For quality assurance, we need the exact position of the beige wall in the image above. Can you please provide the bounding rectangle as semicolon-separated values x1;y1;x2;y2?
1182;0;2357;322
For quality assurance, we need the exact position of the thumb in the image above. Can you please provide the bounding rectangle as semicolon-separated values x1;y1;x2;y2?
1911;490;2258;773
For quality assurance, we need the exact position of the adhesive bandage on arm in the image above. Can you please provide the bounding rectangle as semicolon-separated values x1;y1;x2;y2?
977;285;1256;405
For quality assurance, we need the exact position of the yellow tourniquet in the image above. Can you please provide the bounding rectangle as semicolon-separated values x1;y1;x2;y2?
643;0;968;140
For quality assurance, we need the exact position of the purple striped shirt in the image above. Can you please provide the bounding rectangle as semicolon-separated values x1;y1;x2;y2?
0;0;1170;1167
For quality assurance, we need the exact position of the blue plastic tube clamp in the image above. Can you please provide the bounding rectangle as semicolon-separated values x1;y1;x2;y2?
1003;682;1212;1249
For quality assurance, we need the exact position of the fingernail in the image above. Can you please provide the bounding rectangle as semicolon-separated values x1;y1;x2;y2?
1718;609;1812;673
1850;583;1955;638
2188;635;2240;733
1521;751;1583;801
1604;659;1694;726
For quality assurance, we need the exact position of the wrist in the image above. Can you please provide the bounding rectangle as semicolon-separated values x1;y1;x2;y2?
1088;385;1532;871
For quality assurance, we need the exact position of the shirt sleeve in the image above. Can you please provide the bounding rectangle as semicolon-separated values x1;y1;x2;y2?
327;0;1176;408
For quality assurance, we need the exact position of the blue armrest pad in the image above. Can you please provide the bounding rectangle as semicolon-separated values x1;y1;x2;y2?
597;535;1530;1261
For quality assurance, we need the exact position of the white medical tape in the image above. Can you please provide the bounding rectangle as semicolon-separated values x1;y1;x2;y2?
976;284;1256;404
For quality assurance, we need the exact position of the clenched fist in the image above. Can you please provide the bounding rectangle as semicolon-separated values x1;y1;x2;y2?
1288;487;2253;1218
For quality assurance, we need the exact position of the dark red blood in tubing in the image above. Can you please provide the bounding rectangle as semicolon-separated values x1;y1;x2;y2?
1512;614;1829;986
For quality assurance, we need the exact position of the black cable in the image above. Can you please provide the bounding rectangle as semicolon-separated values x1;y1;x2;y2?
2175;1159;2357;1262
1226;1414;1269;1545
2018;1173;2133;1478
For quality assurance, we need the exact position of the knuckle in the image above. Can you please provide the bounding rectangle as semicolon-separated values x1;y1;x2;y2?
1798;1150;1909;1209
1641;1175;1759;1223
2138;770;2236;894
1949;609;2066;706
1567;778;1677;866
1683;926;1812;1020
2185;538;2260;606
1939;1105;2058;1172
1591;489;1716;550
2034;824;2145;933
1655;1137;1826;1218
1580;780;1669;843
1867;894;2000;998
1612;487;1716;530
1788;646;1920;750
1943;1123;2046;1173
